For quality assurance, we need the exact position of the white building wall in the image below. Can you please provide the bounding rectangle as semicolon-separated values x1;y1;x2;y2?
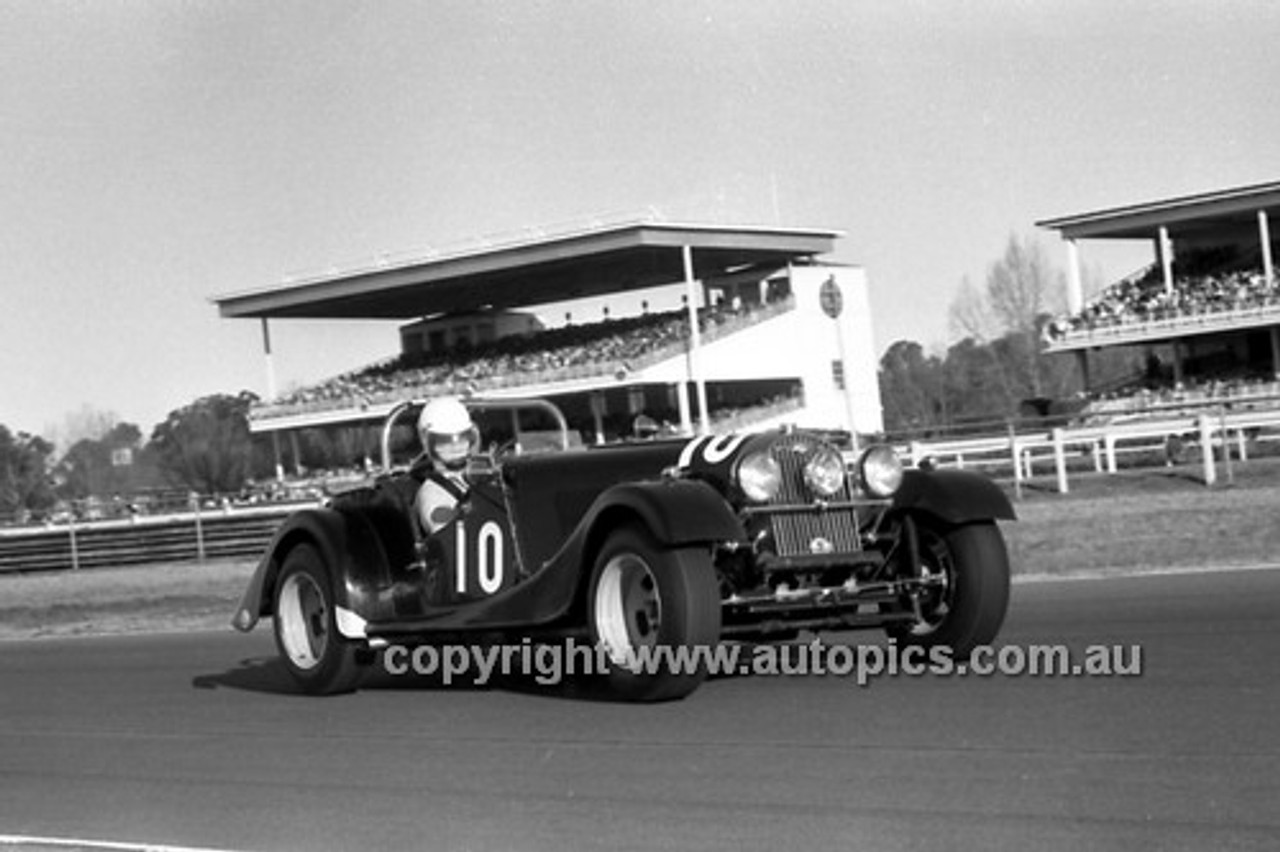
787;264;883;434
637;263;884;435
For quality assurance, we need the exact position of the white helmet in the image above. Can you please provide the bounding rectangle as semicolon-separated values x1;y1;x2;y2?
417;396;477;470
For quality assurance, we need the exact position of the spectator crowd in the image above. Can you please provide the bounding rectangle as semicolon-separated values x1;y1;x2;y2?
256;296;793;419
1045;260;1280;343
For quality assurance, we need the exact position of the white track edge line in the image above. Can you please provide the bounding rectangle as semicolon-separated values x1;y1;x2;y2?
0;834;247;852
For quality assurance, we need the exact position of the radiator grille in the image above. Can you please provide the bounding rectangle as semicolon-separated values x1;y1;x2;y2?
766;435;861;558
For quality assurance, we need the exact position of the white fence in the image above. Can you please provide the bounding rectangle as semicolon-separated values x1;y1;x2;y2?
903;407;1280;494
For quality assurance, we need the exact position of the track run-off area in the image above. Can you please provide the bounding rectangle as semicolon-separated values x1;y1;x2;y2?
1;567;1278;852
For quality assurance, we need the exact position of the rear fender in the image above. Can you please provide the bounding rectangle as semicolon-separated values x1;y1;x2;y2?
230;504;408;634
892;468;1017;525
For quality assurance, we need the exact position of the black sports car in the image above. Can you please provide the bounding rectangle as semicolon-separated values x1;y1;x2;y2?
233;398;1014;700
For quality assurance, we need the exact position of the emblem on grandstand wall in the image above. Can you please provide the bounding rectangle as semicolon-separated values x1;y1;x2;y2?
819;276;843;319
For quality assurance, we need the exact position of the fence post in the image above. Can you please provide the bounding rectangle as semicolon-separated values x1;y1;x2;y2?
1197;414;1216;486
1052;427;1069;494
190;492;206;564
68;515;80;571
1007;421;1022;501
1219;404;1234;485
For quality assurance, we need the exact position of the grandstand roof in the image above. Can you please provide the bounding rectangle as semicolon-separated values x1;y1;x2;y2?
1037;179;1280;240
213;221;840;320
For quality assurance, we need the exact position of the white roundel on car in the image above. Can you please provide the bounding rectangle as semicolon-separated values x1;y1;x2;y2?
678;434;748;468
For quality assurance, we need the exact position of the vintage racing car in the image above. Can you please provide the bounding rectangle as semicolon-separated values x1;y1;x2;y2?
233;397;1014;700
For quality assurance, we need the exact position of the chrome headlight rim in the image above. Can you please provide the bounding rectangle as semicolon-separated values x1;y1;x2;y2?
803;445;847;498
737;451;782;503
858;445;904;498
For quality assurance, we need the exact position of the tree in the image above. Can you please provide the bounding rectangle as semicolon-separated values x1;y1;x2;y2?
945;234;1079;407
149;392;260;493
986;234;1061;338
985;234;1065;398
941;337;1016;425
51;404;121;453
879;340;947;436
948;275;998;344
0;425;56;519
55;422;149;499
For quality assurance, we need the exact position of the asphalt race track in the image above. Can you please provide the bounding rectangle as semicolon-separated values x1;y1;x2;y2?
1;568;1278;852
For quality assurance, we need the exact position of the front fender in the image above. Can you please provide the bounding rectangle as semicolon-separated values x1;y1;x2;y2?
531;477;743;624
589;478;743;547
892;468;1016;524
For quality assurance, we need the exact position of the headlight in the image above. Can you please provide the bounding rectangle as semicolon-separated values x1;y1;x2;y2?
737;452;782;503
803;446;846;498
858;445;904;497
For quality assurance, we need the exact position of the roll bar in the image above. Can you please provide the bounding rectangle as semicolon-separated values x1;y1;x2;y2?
379;396;572;471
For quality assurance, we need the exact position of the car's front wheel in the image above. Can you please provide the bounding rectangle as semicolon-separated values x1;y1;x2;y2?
887;520;1010;657
273;543;363;695
588;525;721;701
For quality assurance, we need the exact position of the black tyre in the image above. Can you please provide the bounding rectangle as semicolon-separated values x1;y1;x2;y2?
273;543;363;695
587;525;721;701
887;520;1010;656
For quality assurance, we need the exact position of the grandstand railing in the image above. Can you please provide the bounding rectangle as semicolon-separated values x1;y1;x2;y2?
1045;299;1280;350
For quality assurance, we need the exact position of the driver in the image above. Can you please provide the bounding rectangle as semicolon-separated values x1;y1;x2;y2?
412;395;479;536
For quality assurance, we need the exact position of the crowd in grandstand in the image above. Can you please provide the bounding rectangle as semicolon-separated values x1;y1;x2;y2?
262;296;792;417
1045;263;1280;342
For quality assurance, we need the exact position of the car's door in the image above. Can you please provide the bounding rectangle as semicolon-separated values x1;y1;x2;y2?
434;474;521;603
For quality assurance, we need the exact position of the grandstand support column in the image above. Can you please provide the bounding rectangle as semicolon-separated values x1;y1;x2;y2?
1158;226;1175;296
682;245;711;435
674;381;692;433
1259;210;1274;284
589;392;606;445
1065;239;1083;315
289;431;303;478
271;432;283;482
260;318;278;400
1270;326;1280;380
260;318;285;481
1076;350;1091;392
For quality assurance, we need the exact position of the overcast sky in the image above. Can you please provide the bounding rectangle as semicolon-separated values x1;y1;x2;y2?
4;1;1280;441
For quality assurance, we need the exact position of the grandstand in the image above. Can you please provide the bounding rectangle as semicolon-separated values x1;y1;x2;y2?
214;217;883;477
1038;180;1280;419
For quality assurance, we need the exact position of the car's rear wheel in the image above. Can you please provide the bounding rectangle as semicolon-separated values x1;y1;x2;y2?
273;543;362;695
588;525;721;701
887;520;1010;657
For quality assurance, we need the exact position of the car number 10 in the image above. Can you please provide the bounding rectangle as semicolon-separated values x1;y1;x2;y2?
455;519;505;595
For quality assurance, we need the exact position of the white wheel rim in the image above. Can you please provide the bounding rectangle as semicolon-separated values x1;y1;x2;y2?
594;553;662;671
278;572;328;670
